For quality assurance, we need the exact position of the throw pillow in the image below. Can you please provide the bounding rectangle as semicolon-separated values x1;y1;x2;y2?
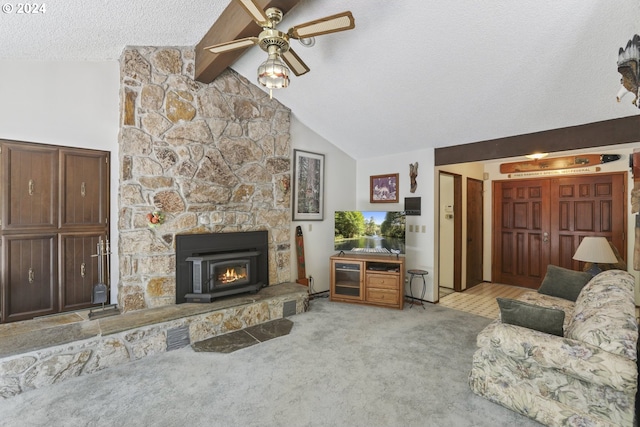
497;297;565;336
537;265;593;302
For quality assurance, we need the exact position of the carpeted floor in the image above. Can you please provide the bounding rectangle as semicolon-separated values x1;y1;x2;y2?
0;299;539;427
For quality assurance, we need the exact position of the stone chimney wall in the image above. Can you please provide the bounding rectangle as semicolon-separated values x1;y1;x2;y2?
118;47;292;312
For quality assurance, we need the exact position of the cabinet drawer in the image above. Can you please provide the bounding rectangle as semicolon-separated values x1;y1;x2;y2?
367;273;399;289
366;288;399;305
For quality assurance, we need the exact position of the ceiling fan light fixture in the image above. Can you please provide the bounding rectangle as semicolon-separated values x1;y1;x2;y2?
257;52;290;98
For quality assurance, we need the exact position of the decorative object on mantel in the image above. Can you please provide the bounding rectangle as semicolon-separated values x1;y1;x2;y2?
370;173;399;203
616;34;640;107
292;149;324;221
204;0;355;98
409;162;418;193
499;154;621;174
146;211;165;228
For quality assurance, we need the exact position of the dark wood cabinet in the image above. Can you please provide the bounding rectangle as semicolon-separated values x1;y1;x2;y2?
2;144;58;230
3;234;58;322
0;141;110;322
60;232;104;311
60;150;109;228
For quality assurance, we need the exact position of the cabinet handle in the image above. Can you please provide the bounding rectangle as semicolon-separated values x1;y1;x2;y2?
28;267;34;283
28;179;34;196
81;182;86;198
80;262;86;278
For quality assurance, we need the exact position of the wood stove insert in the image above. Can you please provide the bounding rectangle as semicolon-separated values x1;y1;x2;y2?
175;231;269;304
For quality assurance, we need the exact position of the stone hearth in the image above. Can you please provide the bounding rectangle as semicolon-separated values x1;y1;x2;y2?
0;283;308;399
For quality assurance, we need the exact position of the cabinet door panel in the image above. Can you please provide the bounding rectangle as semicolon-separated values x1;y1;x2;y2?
330;260;363;301
60;150;108;227
366;289;399;305
60;233;107;311
2;235;57;322
2;144;58;230
366;273;399;290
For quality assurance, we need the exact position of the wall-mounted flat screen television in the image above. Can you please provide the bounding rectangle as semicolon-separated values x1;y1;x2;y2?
334;211;406;254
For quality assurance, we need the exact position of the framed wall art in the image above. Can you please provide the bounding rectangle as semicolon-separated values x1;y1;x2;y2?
370;173;399;203
292;149;325;220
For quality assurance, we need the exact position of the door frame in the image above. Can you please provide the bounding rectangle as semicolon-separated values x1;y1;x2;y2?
438;172;462;293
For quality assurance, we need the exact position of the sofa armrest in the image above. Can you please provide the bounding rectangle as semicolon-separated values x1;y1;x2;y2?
486;322;637;392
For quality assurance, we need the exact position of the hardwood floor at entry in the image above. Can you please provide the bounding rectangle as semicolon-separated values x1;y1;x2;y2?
438;283;529;319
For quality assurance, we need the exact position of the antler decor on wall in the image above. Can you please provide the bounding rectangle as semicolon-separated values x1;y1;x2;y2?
617;34;640;108
409;162;418;193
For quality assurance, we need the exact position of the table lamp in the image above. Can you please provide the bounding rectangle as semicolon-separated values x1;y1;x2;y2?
572;237;618;276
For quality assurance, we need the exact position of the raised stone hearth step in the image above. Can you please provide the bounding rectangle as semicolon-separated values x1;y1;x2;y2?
0;283;308;399
192;318;294;353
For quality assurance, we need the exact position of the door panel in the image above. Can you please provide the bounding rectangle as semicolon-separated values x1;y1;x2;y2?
466;178;483;288
2;234;57;322
550;174;625;270
493;179;551;288
60;150;108;227
2;144;58;230
60;233;106;311
494;173;626;289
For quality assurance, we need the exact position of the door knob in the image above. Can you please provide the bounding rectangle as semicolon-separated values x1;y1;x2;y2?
543;232;549;242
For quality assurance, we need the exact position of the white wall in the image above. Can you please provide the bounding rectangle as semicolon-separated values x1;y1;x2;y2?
0;60;121;300
289;116;356;293
356;149;436;302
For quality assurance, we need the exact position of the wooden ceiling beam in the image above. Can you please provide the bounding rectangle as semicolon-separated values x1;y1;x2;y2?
435;115;640;166
195;0;301;84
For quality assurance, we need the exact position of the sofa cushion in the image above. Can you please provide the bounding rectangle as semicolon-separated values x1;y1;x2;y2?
566;269;638;360
537;265;593;302
516;291;575;331
497;298;565;336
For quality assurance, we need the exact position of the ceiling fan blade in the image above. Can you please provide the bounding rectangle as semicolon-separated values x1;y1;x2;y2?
281;48;310;76
288;11;355;39
236;0;269;26
205;37;258;54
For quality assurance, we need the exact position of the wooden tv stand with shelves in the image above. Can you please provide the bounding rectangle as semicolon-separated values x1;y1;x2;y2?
330;253;405;309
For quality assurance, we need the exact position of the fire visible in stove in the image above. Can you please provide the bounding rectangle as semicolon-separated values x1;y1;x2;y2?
212;260;250;287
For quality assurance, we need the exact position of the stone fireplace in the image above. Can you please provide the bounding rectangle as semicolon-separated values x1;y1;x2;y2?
176;231;269;303
118;46;292;312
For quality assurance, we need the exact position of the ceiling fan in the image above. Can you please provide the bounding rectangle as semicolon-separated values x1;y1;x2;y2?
205;0;355;97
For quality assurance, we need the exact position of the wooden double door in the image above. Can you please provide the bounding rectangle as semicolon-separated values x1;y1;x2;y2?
0;141;110;322
493;173;626;289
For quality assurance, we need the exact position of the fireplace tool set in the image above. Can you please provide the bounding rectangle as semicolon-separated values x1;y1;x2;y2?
89;237;119;319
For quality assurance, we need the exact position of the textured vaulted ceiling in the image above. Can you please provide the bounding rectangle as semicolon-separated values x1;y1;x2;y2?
1;0;639;159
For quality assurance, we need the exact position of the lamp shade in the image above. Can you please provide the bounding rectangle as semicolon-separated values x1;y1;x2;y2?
572;237;618;264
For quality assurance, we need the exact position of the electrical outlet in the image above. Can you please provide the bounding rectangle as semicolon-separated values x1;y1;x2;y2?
422;225;426;233
409;225;414;232
308;224;312;232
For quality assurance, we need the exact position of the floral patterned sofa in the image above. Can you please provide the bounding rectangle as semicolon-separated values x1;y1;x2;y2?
469;269;638;427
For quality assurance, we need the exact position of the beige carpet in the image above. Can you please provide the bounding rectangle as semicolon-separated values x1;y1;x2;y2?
0;298;539;427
